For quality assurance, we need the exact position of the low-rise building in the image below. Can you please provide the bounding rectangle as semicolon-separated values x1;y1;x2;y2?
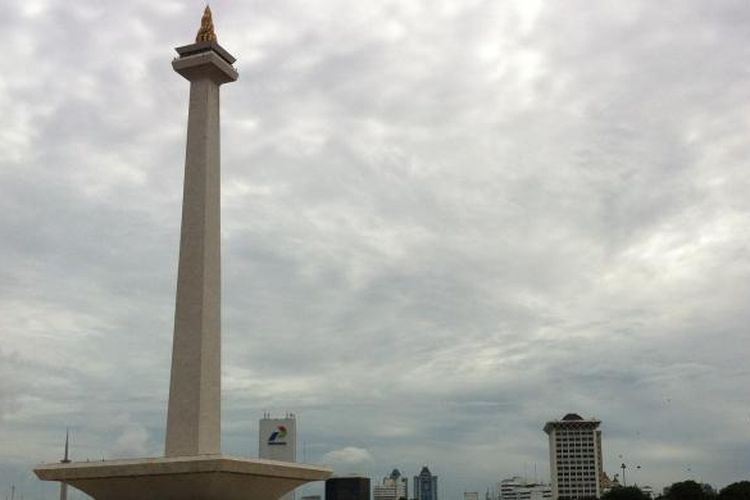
498;477;552;500
326;477;371;500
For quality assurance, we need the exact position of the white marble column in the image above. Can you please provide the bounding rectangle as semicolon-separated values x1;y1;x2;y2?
165;39;238;457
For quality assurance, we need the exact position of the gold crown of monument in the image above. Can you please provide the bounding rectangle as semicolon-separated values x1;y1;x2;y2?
196;5;217;43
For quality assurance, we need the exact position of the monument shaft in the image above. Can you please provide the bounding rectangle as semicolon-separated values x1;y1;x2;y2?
165;36;238;457
165;75;223;456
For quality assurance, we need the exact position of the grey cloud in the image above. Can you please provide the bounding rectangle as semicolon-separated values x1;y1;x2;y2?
2;0;750;497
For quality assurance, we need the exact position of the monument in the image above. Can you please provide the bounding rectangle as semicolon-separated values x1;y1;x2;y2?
34;8;332;499
59;430;70;500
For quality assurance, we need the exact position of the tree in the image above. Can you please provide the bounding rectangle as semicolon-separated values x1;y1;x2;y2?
665;480;717;500
602;486;651;500
718;481;750;500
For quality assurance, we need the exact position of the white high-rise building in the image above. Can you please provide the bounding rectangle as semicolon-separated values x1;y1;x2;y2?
498;477;551;500
374;469;408;500
544;414;604;500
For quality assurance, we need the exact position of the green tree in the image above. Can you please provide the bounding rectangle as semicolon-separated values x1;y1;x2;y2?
665;480;717;500
602;486;651;500
718;481;750;500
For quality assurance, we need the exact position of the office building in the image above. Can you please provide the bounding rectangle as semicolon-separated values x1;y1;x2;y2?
374;469;409;500
326;477;371;500
498;477;552;500
414;466;438;500
544;414;604;499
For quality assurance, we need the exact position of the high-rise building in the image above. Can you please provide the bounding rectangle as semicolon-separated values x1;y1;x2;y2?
326;477;371;500
498;477;552;500
259;413;298;500
414;466;438;500
374;469;408;500
544;414;604;500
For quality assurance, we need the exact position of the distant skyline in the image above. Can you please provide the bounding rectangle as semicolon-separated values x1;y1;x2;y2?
2;1;750;499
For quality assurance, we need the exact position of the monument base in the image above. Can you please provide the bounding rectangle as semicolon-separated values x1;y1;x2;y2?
34;455;332;500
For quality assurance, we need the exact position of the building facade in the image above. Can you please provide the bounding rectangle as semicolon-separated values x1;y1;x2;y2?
414;466;438;500
326;477;371;500
498;477;552;500
544;414;604;500
374;469;409;500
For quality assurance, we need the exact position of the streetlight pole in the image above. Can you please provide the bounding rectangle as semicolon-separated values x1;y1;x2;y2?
621;463;627;487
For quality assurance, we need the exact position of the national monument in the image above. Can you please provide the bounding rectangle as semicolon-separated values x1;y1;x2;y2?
34;8;332;499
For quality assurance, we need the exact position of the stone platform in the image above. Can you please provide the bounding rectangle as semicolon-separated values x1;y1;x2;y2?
34;455;332;500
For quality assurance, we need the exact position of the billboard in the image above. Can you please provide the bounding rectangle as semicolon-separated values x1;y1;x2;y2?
259;415;297;463
259;415;297;500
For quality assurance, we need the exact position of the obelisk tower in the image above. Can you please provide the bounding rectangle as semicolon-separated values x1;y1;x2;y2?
165;6;238;457
59;430;70;500
35;10;331;498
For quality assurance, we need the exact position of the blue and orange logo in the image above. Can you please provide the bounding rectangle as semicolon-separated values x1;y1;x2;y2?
268;425;288;445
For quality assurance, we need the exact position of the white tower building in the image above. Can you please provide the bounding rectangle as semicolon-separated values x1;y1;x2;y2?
544;414;604;500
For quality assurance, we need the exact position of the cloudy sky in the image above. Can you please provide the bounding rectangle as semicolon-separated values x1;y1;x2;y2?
2;0;750;498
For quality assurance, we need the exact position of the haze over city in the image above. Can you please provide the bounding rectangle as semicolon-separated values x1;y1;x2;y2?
1;1;749;499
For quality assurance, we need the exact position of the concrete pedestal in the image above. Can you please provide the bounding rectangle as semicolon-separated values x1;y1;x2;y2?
35;456;331;500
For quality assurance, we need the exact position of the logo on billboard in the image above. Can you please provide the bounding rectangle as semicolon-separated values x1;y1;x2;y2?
268;425;288;445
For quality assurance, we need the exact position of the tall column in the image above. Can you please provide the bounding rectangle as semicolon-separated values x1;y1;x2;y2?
165;7;238;457
59;430;70;500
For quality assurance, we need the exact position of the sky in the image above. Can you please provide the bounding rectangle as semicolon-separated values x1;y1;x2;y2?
1;0;750;498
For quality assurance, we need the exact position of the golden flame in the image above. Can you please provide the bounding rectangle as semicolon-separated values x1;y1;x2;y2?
195;6;217;43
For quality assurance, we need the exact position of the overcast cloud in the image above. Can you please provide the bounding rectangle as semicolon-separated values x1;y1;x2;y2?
1;0;749;498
